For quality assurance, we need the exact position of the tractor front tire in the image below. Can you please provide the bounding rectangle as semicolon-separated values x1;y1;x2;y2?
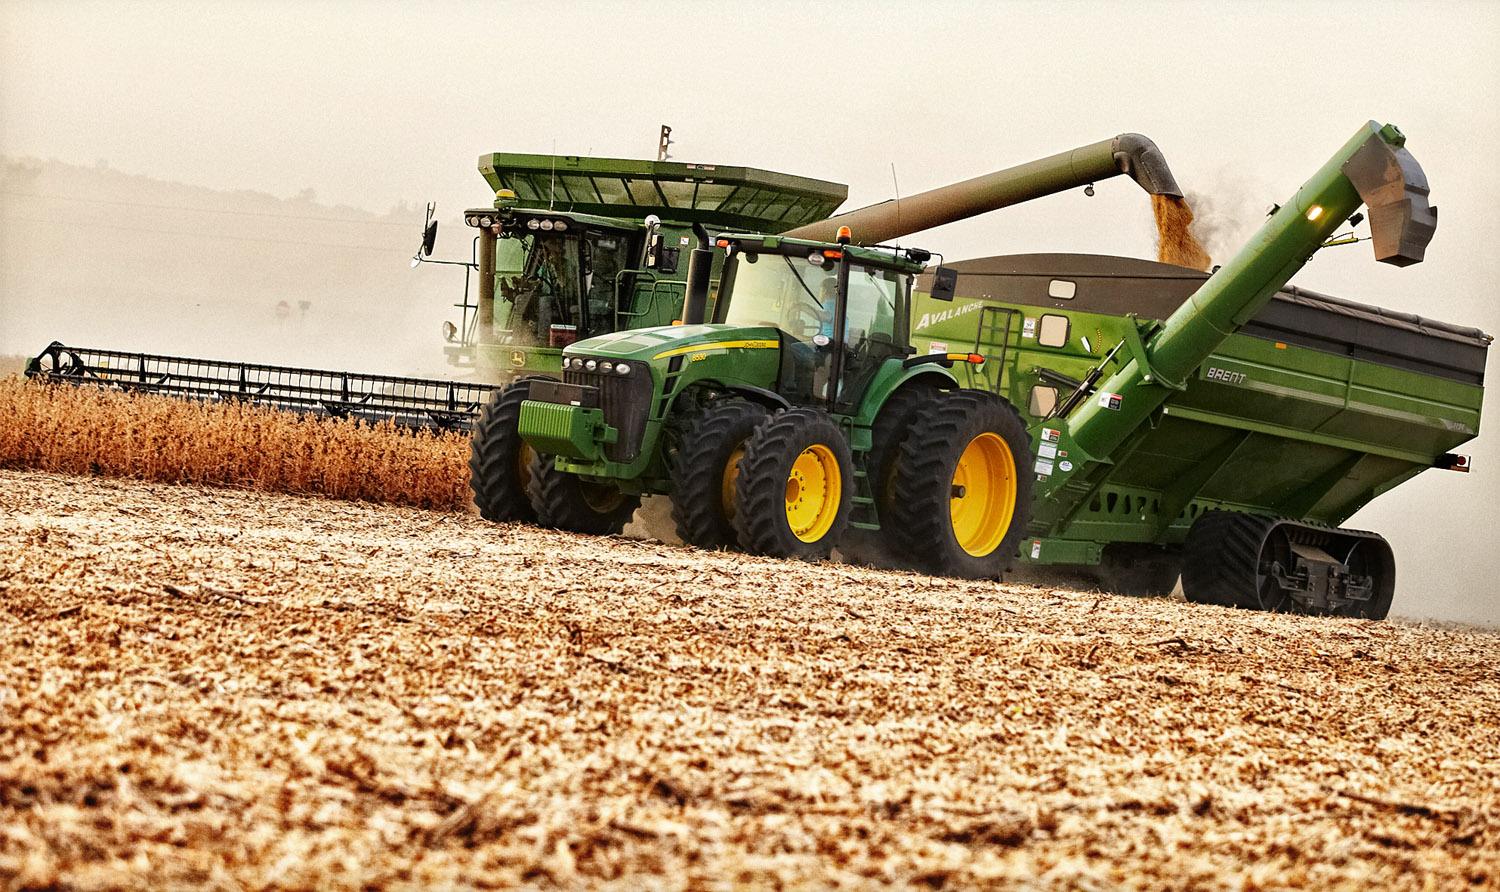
468;377;551;523
734;408;853;561
669;400;769;549
528;455;641;535
894;390;1033;580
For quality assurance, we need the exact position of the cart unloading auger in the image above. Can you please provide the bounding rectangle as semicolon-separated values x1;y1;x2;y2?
1022;121;1440;616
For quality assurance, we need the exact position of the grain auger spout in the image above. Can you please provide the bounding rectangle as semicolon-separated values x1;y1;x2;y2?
1052;121;1438;476
780;133;1183;244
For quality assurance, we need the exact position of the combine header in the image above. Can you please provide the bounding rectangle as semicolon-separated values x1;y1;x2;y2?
26;342;496;431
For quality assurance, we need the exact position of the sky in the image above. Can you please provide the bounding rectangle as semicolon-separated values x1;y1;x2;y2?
2;0;1497;625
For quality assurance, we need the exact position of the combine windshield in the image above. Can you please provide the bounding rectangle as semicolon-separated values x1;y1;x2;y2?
489;230;631;347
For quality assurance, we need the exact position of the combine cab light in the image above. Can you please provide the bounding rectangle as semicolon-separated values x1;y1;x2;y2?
1306;206;1324;221
527;219;540;230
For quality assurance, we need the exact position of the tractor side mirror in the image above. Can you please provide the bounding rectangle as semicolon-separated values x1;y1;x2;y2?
930;267;957;302
421;220;438;257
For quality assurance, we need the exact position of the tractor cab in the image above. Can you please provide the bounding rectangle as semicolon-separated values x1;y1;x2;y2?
710;229;929;412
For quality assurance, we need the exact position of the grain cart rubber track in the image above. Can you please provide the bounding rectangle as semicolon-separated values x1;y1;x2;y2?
734;408;855;561
894;390;1034;579
26;342;495;432
467;377;554;521
1181;511;1396;618
669;399;769;548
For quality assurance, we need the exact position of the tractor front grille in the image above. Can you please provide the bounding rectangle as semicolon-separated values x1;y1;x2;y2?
563;367;653;462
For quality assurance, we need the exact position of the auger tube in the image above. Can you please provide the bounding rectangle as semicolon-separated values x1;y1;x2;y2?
1052;121;1437;481
780;133;1183;244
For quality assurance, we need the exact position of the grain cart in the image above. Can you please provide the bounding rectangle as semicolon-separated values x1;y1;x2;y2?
903;121;1479;617
465;136;1187;521
512;122;1477;620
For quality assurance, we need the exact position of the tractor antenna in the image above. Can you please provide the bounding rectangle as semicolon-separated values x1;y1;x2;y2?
890;162;902;238
549;141;557;210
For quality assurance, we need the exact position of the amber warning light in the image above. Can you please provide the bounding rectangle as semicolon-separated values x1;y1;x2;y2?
1436;453;1471;473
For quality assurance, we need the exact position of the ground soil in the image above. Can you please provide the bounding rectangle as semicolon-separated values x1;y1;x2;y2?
2;469;1496;891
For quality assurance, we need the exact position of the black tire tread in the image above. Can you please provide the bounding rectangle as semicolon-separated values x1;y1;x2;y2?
734;408;853;560
467;377;549;523
528;454;641;535
893;389;1033;580
669;400;768;549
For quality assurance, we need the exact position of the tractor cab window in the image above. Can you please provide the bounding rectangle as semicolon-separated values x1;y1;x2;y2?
491;232;584;347
834;266;908;413
583;231;630;336
721;249;909;406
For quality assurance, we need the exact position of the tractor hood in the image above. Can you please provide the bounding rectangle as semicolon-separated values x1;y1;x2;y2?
562;324;782;363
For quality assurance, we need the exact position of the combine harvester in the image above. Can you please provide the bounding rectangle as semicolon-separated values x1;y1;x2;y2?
504;122;1487;619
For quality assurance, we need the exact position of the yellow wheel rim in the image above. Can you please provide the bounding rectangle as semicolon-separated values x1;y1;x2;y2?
720;444;748;522
949;432;1016;557
518;442;536;492
784;444;841;543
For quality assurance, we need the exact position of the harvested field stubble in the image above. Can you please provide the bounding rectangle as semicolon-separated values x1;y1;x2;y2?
2;469;1498;891
0;377;470;511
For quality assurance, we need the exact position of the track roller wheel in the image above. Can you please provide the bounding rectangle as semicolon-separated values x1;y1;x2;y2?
467;376;552;523
734;408;853;560
668;400;768;549
893;390;1033;580
1339;536;1396;620
528;455;640;535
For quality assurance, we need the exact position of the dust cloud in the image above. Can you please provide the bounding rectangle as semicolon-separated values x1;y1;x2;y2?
0;157;468;382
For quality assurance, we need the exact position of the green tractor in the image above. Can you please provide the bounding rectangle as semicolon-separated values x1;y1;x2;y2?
510;225;1032;576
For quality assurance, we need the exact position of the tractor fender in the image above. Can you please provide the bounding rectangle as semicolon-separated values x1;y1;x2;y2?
722;384;792;412
855;365;956;428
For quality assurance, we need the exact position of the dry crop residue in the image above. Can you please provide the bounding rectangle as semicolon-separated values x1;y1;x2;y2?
0;377;470;511
2;469;1497;891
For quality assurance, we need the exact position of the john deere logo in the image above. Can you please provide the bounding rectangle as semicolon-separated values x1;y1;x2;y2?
510;350;526;367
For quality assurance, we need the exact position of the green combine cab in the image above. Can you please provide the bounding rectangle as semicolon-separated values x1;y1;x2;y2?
420;152;847;386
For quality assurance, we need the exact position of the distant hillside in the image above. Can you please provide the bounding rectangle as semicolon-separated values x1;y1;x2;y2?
0;157;472;379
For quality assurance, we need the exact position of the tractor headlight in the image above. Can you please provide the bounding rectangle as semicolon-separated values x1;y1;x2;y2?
599;361;613;373
615;362;632;376
560;357;573;369
526;219;540;230
585;359;598;372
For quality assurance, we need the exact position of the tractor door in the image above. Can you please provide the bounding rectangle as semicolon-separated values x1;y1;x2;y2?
833;265;909;413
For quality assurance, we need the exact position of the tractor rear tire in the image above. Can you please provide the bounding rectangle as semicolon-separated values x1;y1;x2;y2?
734;408;853;561
669;400;768;549
528;455;641;535
468;377;551;523
893;390;1033;580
